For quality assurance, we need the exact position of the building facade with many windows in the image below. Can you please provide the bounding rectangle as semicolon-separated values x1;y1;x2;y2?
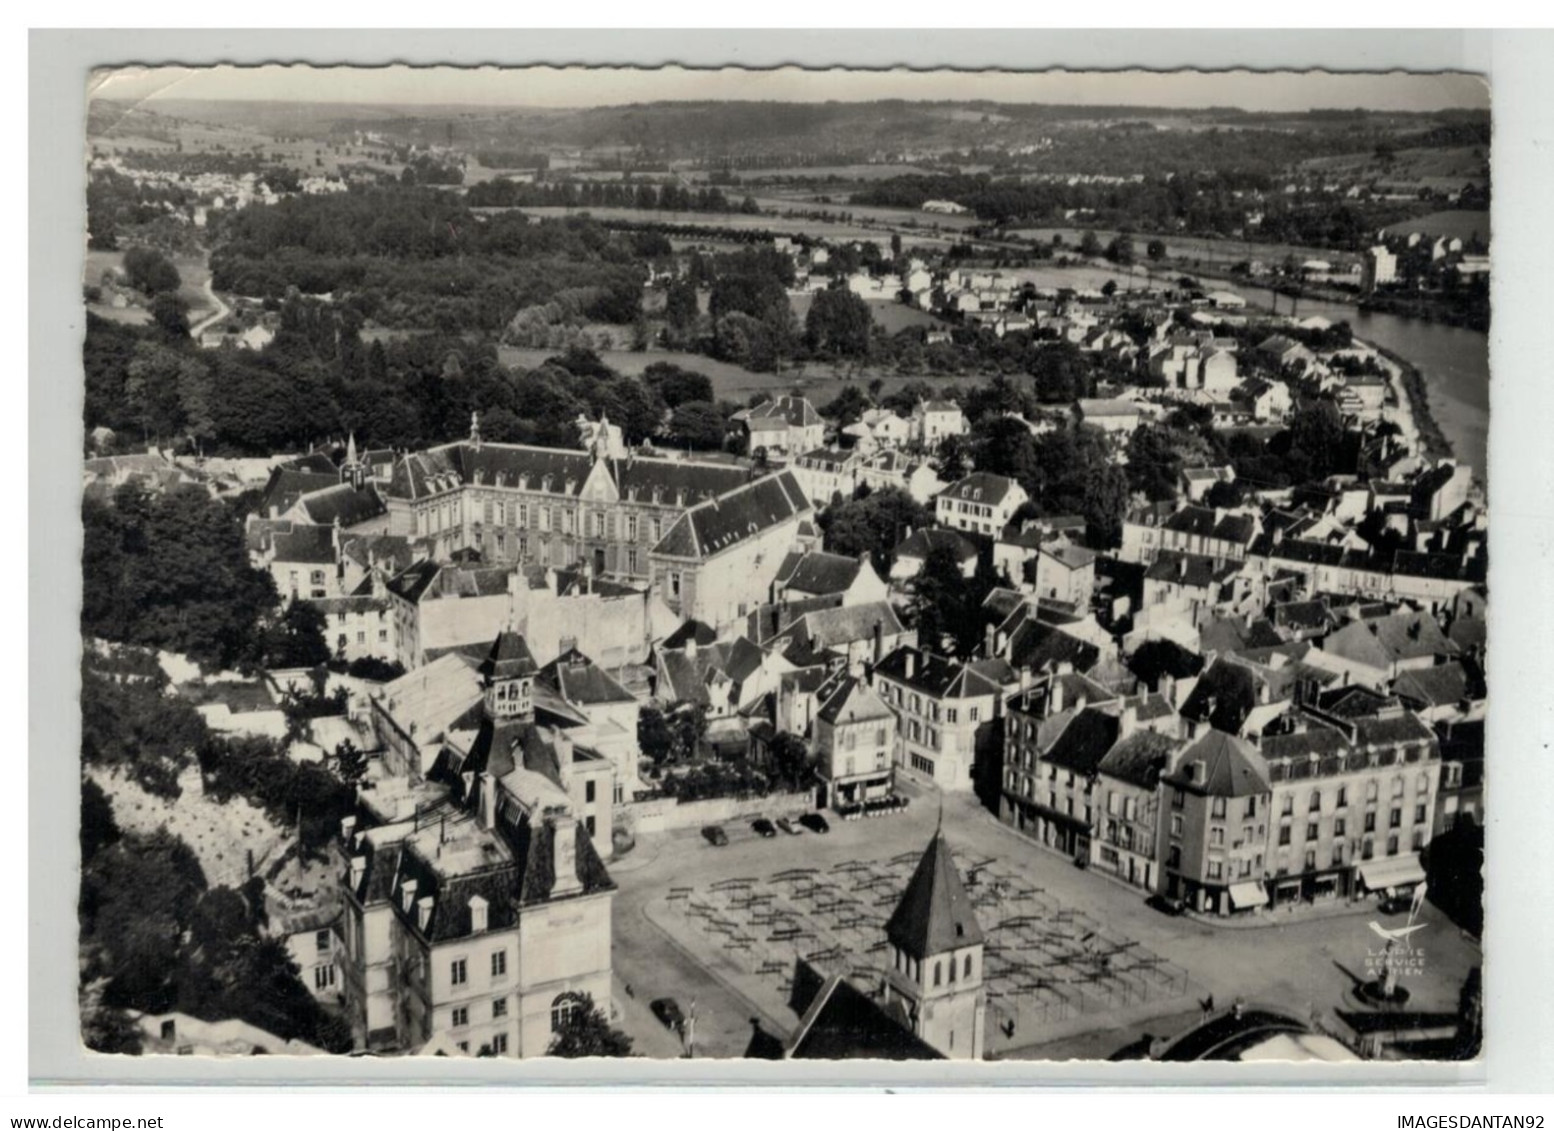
381;436;756;581
872;646;1003;792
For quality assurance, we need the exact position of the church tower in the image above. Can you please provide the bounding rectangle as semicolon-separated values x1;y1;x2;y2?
881;829;986;1059
478;630;537;721
340;431;365;490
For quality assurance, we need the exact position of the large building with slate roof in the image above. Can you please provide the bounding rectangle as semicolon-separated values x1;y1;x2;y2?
648;469;814;636
340;630;615;1057
378;434;760;581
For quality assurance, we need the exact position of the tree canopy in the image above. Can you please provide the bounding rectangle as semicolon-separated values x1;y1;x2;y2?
546;993;634;1057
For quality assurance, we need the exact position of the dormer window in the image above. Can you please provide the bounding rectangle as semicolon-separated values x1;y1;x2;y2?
469;895;489;934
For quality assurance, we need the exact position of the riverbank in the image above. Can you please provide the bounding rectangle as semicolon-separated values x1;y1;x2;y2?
1372;344;1455;463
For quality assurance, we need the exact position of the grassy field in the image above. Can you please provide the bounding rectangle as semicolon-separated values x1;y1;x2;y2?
682;164;938;183
1007;227;1364;272
84;246;218;323
756;193;982;232
514;204;899;246
1381;209;1491;244
788;292;948;333
1299;145;1488;191
496;345;985;405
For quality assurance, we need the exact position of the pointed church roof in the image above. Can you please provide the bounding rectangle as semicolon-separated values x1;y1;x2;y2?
345;431;359;465
478;631;538;683
885;832;984;958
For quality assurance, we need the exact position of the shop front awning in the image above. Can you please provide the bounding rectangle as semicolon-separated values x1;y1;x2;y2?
1228;881;1269;910
1356;854;1427;892
1028;802;1092;833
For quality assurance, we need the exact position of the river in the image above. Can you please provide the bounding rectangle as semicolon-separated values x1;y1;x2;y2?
1226;282;1489;484
996;228;1491;481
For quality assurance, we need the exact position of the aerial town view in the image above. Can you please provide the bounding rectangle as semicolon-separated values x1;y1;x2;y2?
76;65;1488;1065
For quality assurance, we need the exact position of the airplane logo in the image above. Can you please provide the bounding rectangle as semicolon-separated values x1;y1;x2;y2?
1369;920;1426;944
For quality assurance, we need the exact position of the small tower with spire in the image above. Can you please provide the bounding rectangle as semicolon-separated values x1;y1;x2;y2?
340;431;365;491
477;630;537;721
881;828;987;1059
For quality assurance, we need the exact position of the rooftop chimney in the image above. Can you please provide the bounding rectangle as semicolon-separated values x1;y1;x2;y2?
479;772;498;830
1119;701;1138;738
550;813;583;899
1050;676;1065;715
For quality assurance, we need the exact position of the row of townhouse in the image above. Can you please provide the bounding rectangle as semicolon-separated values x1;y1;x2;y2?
997;680;1443;917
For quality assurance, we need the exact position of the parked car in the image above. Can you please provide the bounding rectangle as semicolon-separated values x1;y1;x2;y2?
651;998;685;1033
1378;892;1414;916
752;818;777;838
799;812;831;834
1148;893;1187;917
776;817;802;836
701;825;729;847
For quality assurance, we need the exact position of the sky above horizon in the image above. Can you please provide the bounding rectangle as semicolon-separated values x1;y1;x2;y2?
91;64;1489;114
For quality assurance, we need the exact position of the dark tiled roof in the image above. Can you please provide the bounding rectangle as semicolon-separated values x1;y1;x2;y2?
1324;612;1457;670
1271;599;1335;634
746;395;820;429
873;647;1003;700
661;619;718;648
1145;549;1238;590
1392;662;1473;708
653;471;811;560
1261;723;1352;762
894;527;977;562
885;833;984;958
341;533;416;574
261;467;340;516
539;649;636;706
1098;730;1180;791
1162;505;1257;545
943;472;1020;507
386;562;515;605
786;972;943;1061
777;551;864;597
270;523;337;565
1314;685;1396;720
297;483;388;528
1043;707;1121;776
286;451;339;475
478;631;538;682
1164;729;1271;797
1005;619;1101;676
1179;658;1261;734
1351;710;1436;749
658;637;767;704
816;674;893;726
783;601;905;651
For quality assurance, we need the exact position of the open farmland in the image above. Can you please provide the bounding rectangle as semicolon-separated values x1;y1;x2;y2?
680;164;940;183
509;205;900;247
1381;209;1491;244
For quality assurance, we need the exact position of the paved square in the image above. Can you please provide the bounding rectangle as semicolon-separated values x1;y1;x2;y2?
662;849;1190;1046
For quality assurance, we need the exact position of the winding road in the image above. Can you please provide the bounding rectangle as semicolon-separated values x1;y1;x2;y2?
187;272;230;341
